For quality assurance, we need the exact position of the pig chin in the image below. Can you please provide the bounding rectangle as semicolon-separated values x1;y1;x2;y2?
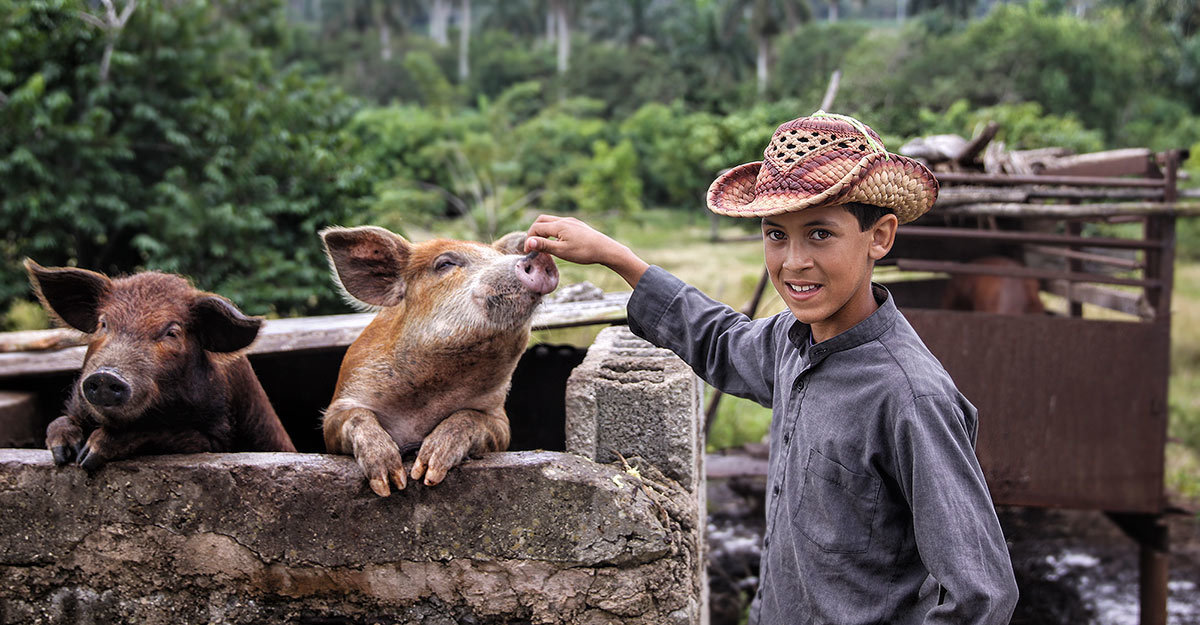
479;288;542;328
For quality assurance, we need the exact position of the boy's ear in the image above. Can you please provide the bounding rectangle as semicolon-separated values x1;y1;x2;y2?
320;226;411;308
492;232;527;255
868;214;899;261
191;296;263;353
23;259;112;333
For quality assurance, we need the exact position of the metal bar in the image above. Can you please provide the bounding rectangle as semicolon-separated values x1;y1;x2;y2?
896;259;1161;288
897;226;1164;250
936;172;1167;188
1066;221;1085;317
1026;244;1143;269
1106;512;1169;625
704;267;771;435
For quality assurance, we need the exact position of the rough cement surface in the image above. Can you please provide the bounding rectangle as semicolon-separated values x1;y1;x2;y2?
0;449;699;625
565;326;704;491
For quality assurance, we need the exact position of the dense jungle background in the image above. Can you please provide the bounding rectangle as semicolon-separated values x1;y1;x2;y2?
3;0;1200;499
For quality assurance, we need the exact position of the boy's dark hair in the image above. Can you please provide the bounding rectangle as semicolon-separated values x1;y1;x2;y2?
843;202;895;231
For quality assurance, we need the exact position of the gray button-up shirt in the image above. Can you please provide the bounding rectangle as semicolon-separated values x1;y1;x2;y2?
627;266;1018;625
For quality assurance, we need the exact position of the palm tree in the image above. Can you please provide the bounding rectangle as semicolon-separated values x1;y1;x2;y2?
722;0;811;95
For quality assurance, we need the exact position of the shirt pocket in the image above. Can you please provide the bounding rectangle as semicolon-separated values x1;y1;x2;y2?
793;448;881;554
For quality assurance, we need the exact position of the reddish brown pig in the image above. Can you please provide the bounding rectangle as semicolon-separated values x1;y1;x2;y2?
26;260;295;470
942;256;1045;315
320;226;558;495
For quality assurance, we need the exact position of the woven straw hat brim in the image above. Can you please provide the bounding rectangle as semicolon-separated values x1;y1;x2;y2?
706;152;938;224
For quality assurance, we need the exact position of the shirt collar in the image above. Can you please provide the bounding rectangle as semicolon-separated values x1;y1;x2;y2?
786;284;898;358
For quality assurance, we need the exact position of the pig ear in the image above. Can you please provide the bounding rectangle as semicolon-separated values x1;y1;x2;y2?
23;259;111;333
492;232;527;255
191;296;263;353
320;226;411;308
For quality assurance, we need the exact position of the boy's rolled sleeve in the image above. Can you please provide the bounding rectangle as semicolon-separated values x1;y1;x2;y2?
627;265;781;407
894;395;1019;625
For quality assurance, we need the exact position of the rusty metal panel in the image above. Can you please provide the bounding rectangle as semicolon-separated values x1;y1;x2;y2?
904;309;1169;513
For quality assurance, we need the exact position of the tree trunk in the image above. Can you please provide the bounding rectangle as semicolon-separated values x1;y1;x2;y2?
458;0;471;80
755;35;769;96
545;4;557;44
380;20;392;61
897;0;906;21
827;0;839;22
431;0;449;46
556;0;570;75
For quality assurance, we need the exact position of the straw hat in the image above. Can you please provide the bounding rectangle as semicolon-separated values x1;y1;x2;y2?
706;112;938;223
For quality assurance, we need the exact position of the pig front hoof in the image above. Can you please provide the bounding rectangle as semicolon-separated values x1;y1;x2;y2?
353;437;408;497
411;436;471;487
51;445;75;465
76;430;113;472
45;416;83;466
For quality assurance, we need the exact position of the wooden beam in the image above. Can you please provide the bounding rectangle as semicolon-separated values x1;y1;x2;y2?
936;172;1167;188
0;292;632;379
896;259;1160;289
1044;280;1150;319
897;226;1163;250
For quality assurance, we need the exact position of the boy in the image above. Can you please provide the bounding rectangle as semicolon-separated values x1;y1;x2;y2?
525;113;1018;624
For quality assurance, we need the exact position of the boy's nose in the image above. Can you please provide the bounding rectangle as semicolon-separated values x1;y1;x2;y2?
781;250;814;271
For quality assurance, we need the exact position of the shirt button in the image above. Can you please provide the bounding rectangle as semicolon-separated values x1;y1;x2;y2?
814;348;827;356
794;379;805;392
783;433;791;445
772;483;781;495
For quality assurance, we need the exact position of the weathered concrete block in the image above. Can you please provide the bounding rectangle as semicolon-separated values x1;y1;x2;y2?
0;449;701;625
564;326;705;492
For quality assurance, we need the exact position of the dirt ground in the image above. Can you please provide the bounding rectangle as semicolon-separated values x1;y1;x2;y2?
706;468;1200;625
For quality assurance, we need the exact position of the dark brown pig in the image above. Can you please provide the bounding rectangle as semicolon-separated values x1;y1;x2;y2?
320;226;558;495
941;256;1045;315
26;260;296;470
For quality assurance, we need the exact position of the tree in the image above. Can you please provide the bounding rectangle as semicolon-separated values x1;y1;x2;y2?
0;0;371;316
722;0;811;95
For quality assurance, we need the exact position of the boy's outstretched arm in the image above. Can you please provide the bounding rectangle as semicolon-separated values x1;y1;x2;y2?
525;215;649;288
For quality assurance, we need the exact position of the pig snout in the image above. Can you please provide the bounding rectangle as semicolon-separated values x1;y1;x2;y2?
516;251;558;295
82;369;132;408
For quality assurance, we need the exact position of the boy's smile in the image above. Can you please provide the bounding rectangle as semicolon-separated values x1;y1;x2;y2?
762;204;897;342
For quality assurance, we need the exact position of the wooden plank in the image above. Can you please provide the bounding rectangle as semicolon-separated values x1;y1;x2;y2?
1044;280;1150;319
897;225;1163;250
1025;244;1143;269
1037;148;1154;178
896;259;1159;288
936;172;1167;188
934;202;1185;218
0;292;632;379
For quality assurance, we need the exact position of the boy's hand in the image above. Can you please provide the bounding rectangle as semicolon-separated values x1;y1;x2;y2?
525;214;649;288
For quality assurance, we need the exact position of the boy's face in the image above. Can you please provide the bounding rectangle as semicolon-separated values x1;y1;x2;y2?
761;204;898;341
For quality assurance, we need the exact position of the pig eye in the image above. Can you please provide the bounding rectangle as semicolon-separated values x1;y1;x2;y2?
97;318;107;332
159;323;183;340
433;255;462;272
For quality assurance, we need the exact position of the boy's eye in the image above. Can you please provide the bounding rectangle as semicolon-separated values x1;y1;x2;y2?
765;230;786;241
810;229;833;241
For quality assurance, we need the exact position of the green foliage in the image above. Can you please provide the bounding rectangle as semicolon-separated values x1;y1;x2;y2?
0;0;370;316
573;139;643;215
917;100;1105;153
1;299;49;332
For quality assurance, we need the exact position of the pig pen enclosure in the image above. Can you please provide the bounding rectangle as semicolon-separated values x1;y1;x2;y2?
0;148;1194;624
0;295;710;624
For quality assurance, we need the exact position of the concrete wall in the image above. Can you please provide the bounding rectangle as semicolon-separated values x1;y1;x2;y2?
0;326;706;625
